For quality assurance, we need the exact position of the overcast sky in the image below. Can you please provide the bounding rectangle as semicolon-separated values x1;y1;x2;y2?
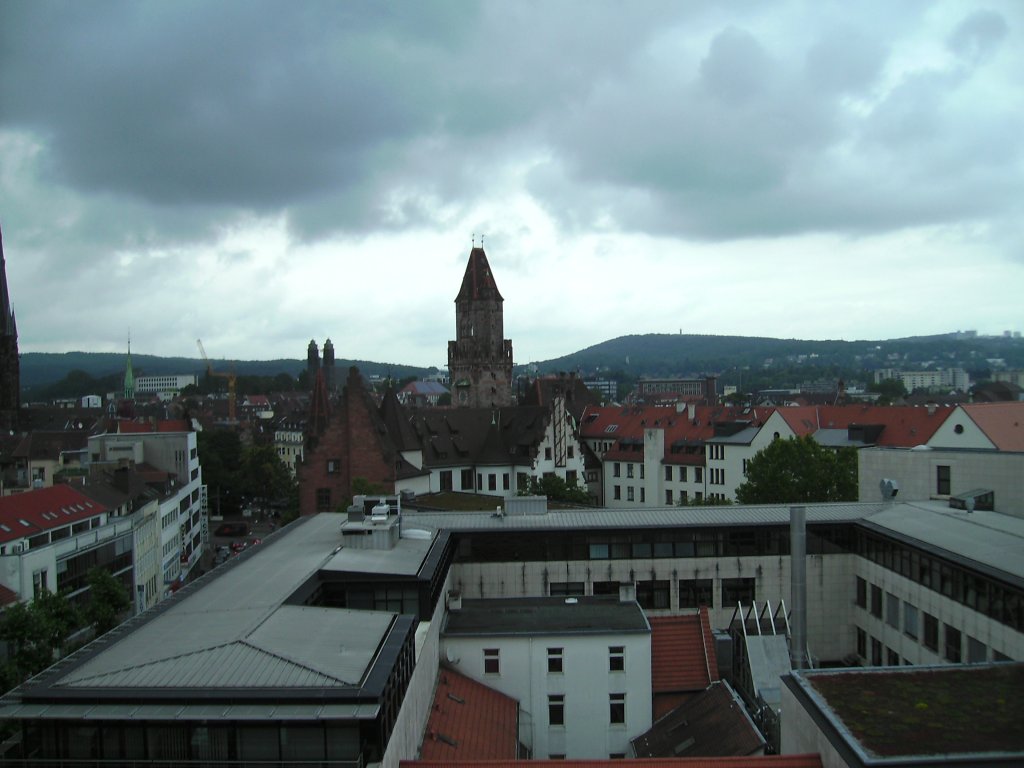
1;1;1021;369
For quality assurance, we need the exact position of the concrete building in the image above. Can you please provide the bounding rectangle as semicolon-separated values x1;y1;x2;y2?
135;374;199;399
873;367;970;393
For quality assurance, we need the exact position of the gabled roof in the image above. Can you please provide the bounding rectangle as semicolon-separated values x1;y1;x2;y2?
631;681;765;758
380;389;421;454
775;405;951;447
12;431;89;461
418;666;518;761
649;607;719;696
0;485;108;544
0;583;20;608
399;381;449;397
412;406;551;468
960;402;1024;451
455;246;503;303
521;375;601;422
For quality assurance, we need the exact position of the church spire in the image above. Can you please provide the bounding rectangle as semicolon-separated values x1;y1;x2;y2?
123;336;135;400
0;223;16;339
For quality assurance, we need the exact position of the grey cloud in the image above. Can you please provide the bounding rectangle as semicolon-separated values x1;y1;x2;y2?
947;9;1008;65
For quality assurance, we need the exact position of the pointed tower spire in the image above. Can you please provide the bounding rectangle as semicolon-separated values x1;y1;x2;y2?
0;223;21;424
123;335;135;400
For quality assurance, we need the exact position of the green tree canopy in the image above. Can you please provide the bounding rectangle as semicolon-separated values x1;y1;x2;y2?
735;435;857;504
85;568;130;636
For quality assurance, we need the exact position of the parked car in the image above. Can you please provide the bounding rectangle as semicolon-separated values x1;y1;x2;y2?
214;522;249;537
230;540;247;553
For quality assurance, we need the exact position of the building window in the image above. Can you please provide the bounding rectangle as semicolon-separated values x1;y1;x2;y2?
315;488;331;512
440;470;453;491
679;578;713;609
637;580;670;609
936;465;951;495
665;489;673;504
722;577;756;607
856;627;866;659
887;648;900;666
484;648;500;675
856;577;867;609
639;464;645;480
871;636;882;666
870;584;882;618
548;647;563;674
549;582;585;597
609;693;626;725
567;446;575;459
503;473;510;491
886;592;899;629
461;469;474;490
665;466;672;481
694;467;703;483
923;613;939;652
488;474;497;491
327;458;340;475
904;603;919;640
613;463;620;478
679;467;687;482
609;646;625;672
967;635;986;663
626;464;634;478
548;694;565;726
613;485;621;500
32;569;48;599
593;581;619;596
545;447;552;461
640;488;645;503
944;624;962;663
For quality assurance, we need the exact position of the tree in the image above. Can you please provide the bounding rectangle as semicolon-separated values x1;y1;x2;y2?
519;474;592;506
0;591;78;693
735;435;857;504
85;569;130;636
240;444;297;513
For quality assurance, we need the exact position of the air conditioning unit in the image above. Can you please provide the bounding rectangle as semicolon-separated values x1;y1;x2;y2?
12;542;25;554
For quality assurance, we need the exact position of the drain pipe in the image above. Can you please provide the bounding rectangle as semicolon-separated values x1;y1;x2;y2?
790;505;809;669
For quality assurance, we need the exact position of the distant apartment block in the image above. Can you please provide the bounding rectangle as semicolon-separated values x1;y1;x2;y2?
874;367;969;393
134;374;198;399
584;379;617;402
635;376;717;405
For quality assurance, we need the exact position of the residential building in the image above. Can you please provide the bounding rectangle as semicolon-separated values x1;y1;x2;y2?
447;246;514;408
874;367;970;393
272;412;306;476
0;485;129;612
397;380;450;407
635;376;718;406
88;422;205;591
441;595;653;759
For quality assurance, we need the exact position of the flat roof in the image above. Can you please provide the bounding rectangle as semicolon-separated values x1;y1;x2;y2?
786;663;1024;762
444;596;650;636
861;500;1024;586
404;502;882;533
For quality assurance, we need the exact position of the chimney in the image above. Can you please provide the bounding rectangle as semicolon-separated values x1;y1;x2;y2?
688;402;696;420
790;505;809;670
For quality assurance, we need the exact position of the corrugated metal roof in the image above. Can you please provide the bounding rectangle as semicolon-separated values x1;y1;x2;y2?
405;503;883;532
862;500;1024;583
47;516;403;692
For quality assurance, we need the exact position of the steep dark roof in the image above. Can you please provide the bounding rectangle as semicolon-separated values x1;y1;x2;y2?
521;374;601;422
455;247;503;303
379;388;420;453
412;406;549;468
631;681;765;758
0;223;15;338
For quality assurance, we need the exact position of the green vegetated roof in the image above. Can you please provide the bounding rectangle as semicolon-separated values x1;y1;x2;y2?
810;664;1024;758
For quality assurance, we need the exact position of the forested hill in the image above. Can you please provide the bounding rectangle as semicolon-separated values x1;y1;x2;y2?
526;332;1024;379
18;351;434;395
18;332;1023;395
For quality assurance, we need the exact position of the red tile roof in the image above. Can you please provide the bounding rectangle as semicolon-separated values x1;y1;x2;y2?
776;405;951;446
649;608;719;696
418;666;519;761
404;756;822;768
0;583;20;607
961;402;1024;451
0;485;108;544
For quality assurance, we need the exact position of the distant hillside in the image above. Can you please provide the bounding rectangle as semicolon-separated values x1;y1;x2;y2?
524;332;1024;381
19;332;1022;396
19;352;436;395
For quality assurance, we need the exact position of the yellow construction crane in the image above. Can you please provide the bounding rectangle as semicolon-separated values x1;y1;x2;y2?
197;339;237;422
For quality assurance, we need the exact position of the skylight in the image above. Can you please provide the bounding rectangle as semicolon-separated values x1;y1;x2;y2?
605;424;618;433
